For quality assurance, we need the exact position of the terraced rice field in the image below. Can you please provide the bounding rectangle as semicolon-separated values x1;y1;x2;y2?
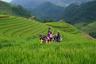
0;15;96;64
0;16;48;39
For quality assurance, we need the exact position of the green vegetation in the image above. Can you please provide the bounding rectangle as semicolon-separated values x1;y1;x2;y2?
0;1;31;18
77;21;96;38
32;2;65;21
0;15;96;64
63;0;96;38
0;0;96;64
64;0;96;24
82;22;96;33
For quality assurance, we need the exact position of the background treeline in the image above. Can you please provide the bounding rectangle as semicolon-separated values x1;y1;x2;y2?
0;1;31;18
64;0;96;24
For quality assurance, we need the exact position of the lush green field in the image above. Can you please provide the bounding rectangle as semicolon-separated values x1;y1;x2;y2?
0;15;96;64
74;21;96;38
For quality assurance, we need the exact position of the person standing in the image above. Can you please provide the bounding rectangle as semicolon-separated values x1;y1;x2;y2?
56;32;62;42
47;27;53;42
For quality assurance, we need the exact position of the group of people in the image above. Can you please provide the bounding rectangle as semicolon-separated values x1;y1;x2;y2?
40;27;62;43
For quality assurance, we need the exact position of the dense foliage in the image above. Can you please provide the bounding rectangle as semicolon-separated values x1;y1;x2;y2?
32;2;65;21
0;1;31;18
64;0;96;24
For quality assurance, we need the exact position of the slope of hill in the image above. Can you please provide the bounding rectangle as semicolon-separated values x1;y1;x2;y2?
0;15;96;64
0;1;31;17
11;0;45;9
64;0;96;24
11;0;92;8
11;0;95;22
46;22;79;34
32;2;65;21
79;21;96;38
82;22;96;32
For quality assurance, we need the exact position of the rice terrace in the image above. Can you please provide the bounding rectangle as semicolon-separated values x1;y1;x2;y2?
0;0;96;64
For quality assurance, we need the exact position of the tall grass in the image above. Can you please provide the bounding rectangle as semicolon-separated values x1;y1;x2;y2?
0;16;96;64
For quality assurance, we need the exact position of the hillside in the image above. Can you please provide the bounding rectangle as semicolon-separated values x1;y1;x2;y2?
0;15;82;40
82;22;96;33
11;0;96;22
0;1;31;18
11;0;44;9
11;0;92;8
0;15;96;64
62;0;96;38
32;2;65;21
79;21;96;38
64;0;96;24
